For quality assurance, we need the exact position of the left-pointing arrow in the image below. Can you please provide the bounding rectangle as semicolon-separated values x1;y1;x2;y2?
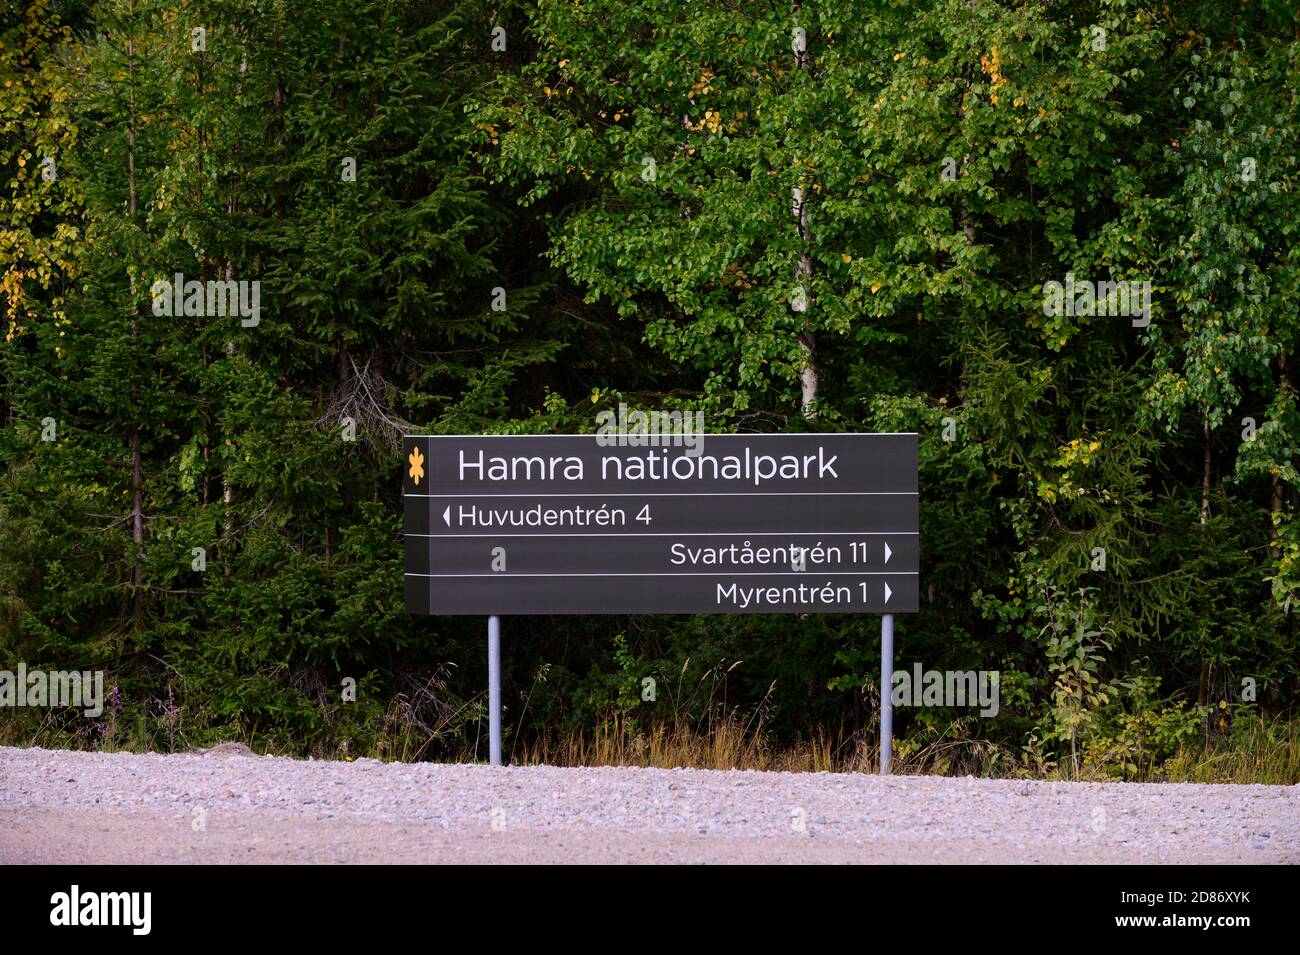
442;505;451;527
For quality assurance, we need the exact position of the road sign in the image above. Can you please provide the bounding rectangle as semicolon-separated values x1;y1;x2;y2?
403;433;918;614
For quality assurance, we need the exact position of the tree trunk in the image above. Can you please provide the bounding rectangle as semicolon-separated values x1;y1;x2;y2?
1198;415;1213;736
792;4;817;419
127;21;144;624
219;46;251;577
1201;415;1212;525
222;263;235;578
793;190;816;416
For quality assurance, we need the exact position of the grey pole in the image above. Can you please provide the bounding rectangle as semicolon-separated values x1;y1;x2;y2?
880;613;894;776
488;615;502;767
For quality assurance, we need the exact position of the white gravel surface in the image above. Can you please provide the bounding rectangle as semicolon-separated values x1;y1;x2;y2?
1;746;1296;863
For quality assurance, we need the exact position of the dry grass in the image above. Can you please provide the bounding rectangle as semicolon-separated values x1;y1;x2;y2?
512;707;1015;775
512;656;873;772
516;711;853;773
1163;717;1300;785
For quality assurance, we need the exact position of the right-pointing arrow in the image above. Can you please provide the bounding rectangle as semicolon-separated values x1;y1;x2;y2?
442;505;451;527
884;541;892;565
884;581;892;604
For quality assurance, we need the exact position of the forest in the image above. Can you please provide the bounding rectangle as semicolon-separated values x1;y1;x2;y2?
2;0;1298;782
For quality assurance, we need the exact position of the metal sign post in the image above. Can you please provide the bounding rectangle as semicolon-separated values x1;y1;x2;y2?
488;614;502;767
880;613;894;775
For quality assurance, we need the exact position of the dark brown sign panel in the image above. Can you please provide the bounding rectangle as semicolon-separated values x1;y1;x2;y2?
403;433;918;614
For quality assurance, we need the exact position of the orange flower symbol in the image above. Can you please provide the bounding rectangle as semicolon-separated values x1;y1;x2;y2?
408;447;425;486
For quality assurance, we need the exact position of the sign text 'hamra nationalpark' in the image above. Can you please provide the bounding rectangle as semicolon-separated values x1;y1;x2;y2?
403;433;918;615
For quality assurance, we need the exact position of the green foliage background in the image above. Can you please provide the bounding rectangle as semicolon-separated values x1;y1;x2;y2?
1;0;1297;777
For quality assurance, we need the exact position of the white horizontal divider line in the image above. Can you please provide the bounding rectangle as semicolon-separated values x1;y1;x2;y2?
407;491;916;497
405;572;919;577
405;531;919;538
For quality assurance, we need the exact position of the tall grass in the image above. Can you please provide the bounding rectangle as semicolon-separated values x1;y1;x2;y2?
1163;716;1300;785
516;710;847;772
509;712;1300;781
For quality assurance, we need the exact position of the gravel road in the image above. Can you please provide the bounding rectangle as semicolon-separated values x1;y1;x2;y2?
1;746;1295;863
